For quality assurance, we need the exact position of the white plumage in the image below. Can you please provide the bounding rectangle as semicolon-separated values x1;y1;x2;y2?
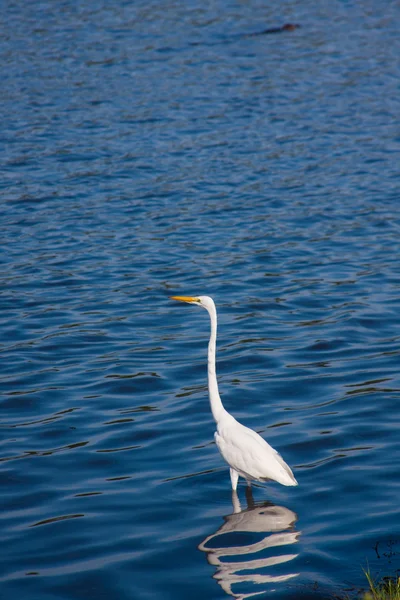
171;295;297;491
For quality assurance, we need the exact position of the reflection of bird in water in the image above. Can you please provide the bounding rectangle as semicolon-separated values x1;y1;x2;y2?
199;488;300;599
171;296;297;491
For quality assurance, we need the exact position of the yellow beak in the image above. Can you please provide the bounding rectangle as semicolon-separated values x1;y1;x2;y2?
170;296;199;303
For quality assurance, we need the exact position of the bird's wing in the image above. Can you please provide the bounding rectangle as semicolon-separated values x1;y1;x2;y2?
217;419;296;485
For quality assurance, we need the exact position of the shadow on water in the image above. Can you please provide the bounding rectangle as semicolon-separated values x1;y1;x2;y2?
199;488;300;599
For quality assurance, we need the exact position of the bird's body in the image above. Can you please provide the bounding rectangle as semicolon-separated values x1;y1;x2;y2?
171;295;297;491
215;413;297;488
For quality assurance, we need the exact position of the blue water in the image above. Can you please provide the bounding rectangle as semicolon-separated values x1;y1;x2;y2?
1;1;400;598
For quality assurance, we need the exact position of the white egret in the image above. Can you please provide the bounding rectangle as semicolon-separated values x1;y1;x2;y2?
171;295;297;491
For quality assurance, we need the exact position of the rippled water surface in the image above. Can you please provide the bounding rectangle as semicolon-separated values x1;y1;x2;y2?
2;1;400;598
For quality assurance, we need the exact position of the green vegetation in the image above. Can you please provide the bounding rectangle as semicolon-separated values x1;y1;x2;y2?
360;569;400;600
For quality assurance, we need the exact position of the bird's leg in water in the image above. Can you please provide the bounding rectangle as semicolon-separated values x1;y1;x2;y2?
230;468;239;491
245;485;255;509
231;490;242;513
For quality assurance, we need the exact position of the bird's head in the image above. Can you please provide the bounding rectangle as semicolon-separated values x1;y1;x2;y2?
170;295;215;311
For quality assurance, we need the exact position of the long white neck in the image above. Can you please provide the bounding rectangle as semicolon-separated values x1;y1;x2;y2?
206;301;226;423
